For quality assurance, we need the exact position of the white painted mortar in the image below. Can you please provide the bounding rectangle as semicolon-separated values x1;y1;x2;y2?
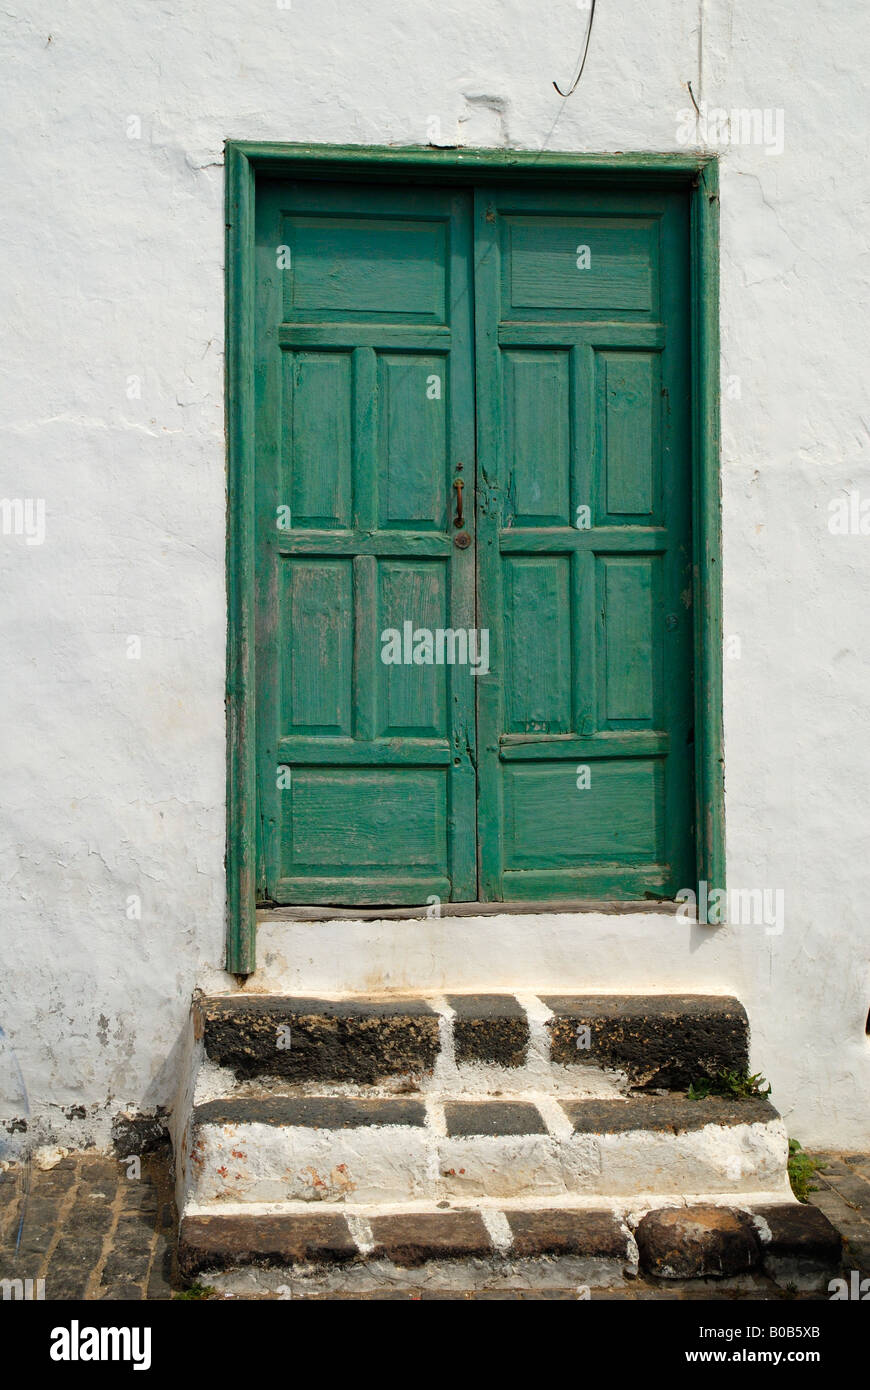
1;0;869;1151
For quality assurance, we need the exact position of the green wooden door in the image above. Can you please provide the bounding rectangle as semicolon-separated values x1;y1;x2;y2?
475;186;695;900
254;182;477;904
253;179;694;906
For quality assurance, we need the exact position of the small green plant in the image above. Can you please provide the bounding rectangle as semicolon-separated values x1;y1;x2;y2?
787;1139;824;1203
687;1069;772;1101
175;1282;217;1300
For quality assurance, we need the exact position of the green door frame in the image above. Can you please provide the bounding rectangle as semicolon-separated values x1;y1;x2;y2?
225;141;723;975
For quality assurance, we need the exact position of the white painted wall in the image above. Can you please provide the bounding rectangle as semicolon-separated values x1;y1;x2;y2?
1;0;868;1151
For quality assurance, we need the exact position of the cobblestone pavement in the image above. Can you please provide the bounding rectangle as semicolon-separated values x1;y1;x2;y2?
807;1152;870;1276
0;1149;175;1300
0;1146;864;1300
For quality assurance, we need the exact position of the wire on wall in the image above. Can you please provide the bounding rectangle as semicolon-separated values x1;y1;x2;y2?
553;0;597;98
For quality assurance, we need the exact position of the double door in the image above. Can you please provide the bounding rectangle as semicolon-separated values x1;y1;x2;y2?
253;179;694;905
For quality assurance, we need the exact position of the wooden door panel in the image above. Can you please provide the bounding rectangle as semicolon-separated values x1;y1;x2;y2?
255;182;476;904
475;186;695;901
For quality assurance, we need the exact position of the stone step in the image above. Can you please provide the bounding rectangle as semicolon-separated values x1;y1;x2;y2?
177;1200;843;1295
199;992;749;1091
184;1092;789;1206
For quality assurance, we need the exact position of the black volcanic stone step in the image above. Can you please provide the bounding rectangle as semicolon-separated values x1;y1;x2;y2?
444;1100;547;1137
368;1211;491;1266
755;1203;843;1284
560;1095;778;1134
201;995;439;1083
178;1212;356;1277
193;1096;427;1129
507;1209;629;1260
542;994;749;1089
447;994;529;1067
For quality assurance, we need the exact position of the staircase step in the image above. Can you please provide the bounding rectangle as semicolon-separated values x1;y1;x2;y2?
199;992;748;1089
179;1211;359;1277
177;1200;843;1294
193;1096;427;1130
178;1206;634;1280
444;1100;547;1136
185;1092;788;1205
201;995;440;1084
543;994;749;1089
447;994;529;1066
559;1095;774;1135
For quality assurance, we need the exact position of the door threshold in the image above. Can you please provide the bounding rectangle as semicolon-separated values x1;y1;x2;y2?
257;899;682;923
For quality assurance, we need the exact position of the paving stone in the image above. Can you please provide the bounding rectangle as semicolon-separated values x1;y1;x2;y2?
0;1172;22;1208
73;1180;115;1203
636;1205;761;1279
115;1203;158;1230
444;1100;547;1137
50;1236;107;1279
31;1169;76;1196
147;1238;175;1299
193;1095;427;1129
808;1169;836;1191
120;1181;160;1212
506;1209;629;1260
808;1184;868;1224
101;1248;152;1286
16;1197;64;1236
368;1210;492;1266
542;994;748;1088
842;1155;870;1180
65;1200;115;1235
178;1212;356;1277
79;1158;123;1186
114;1218;157;1250
17;1222;56;1256
100;1284;146;1300
810;1155;853;1178
560;1094;777;1134
201;995;440;1083
45;1263;93;1300
819;1173;870;1211
447;994;529;1067
809;1189;848;1216
0;1254;44;1282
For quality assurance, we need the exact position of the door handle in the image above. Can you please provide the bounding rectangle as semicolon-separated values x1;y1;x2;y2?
453;479;464;528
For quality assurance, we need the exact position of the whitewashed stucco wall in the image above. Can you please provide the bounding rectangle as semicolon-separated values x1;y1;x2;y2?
1;0;868;1151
